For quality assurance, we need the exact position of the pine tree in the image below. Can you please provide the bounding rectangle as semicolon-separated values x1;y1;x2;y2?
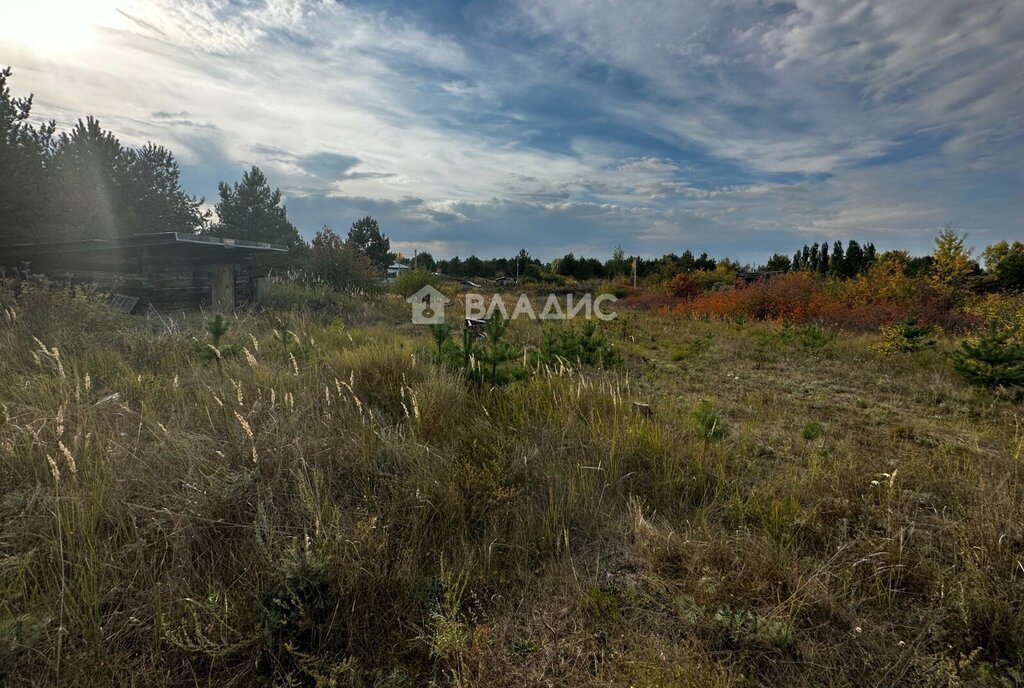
49;117;127;239
845;240;864;277
952;320;1024;388
122;143;206;234
0;67;56;244
210;166;304;248
193;315;239;365
1;68;204;243
347;216;391;270
863;242;877;269
830;241;845;277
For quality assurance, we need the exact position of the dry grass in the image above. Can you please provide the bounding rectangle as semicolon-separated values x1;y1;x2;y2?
1;281;1022;686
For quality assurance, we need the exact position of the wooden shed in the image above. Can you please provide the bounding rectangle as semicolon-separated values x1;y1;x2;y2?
1;232;287;312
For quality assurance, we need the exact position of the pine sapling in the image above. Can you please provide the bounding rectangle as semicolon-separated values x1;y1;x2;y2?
872;312;939;355
952;319;1024;389
194;315;240;365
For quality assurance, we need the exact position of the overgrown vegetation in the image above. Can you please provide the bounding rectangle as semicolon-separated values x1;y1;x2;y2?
2;279;1022;686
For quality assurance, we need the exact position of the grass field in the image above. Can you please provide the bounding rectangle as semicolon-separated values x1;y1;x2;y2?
1;280;1022;686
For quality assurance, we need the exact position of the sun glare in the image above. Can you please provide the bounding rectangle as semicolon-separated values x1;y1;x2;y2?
0;0;124;52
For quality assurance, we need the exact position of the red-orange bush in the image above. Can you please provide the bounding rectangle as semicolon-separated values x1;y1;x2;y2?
669;272;699;298
677;272;818;321
675;269;977;331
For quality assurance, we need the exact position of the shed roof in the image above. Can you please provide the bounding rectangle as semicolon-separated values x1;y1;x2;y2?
4;232;288;262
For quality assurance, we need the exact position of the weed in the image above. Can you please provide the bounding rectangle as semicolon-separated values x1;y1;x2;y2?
801;420;825;440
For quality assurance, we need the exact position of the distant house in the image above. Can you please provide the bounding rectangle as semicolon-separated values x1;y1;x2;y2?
386;263;411;281
1;232;287;312
737;270;784;284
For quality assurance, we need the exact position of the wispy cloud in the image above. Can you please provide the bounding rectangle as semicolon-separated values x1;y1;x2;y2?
2;0;1020;261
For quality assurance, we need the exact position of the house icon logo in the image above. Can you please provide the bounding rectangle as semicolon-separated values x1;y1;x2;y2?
406;285;451;325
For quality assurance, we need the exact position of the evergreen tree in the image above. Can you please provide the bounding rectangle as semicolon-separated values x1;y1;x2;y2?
873;312;939;355
845;240;864;277
347;216;390;269
863;242;877;269
414;251;436;271
210;166;303;248
49;117;127;240
809;243;820;271
122;143;206;234
463;255;486;277
830;241;845;276
677;249;696;273
0;67;56;244
801;245;811;269
556;253;578;278
952;320;1024;389
792;250;803;270
694;252;716;271
765;253;792;272
819;242;830;274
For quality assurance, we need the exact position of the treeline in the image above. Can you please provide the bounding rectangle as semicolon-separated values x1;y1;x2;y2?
790;240;876;275
432;248;721;281
1;68;206;243
0;68;304;249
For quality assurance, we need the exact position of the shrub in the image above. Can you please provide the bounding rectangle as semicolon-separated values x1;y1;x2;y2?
389;268;453;299
673;268;975;333
259;278;401;325
964;294;1024;344
669;272;699;298
308;226;382;292
598;279;633;299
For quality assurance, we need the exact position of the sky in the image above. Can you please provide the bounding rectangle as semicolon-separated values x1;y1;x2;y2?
2;0;1022;263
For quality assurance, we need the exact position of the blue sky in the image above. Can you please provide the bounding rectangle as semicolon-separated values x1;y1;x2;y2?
2;0;1021;262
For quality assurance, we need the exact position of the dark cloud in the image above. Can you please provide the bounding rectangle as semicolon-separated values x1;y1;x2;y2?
297;152;363;180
